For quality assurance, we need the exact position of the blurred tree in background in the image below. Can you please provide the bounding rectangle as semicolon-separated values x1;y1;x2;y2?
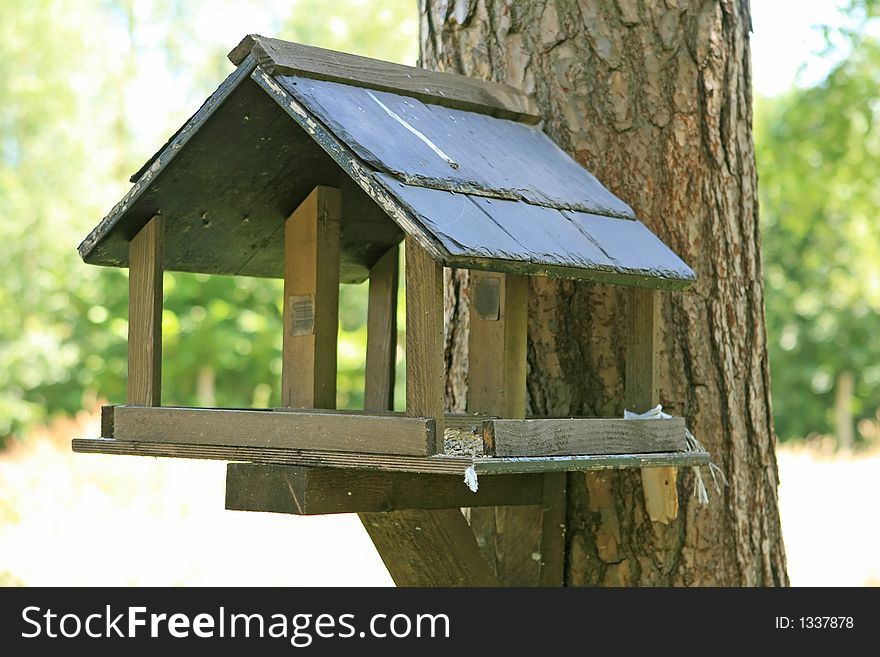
756;0;880;442
0;0;416;443
3;0;880;447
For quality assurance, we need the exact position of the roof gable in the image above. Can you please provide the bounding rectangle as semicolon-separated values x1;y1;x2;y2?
79;37;695;289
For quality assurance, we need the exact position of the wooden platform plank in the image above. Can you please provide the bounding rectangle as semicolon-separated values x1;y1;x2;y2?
229;35;540;123
107;406;433;456
127;215;163;407
72;437;709;473
484;417;688;457
225;464;543;515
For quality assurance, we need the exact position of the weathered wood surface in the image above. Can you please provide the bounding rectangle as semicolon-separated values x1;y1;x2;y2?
79;60;402;284
379;176;694;289
72;437;709;473
467;272;528;418
364;245;399;412
127;215;163;406
626;287;679;524
83;48;694;291
229;35;540;123
360;509;498;586
484;417;688;457
106;406;433;456
405;237;445;449
225;464;543;515
280;75;632;217
282;186;340;409
466;271;549;586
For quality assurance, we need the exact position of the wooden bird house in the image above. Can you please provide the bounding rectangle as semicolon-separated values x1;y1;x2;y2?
74;36;707;529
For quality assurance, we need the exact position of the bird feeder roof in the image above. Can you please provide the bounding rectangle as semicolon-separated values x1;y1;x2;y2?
79;35;695;288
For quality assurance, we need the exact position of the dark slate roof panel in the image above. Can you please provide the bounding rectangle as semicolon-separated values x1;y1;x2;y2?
277;75;635;218
563;210;696;281
468;196;614;269
374;174;529;261
375;175;695;285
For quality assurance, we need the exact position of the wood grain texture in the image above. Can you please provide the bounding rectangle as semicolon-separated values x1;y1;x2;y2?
466;272;566;586
282;186;340;409
468;273;528;418
364;244;399;412
108;406;432;456
626;287;679;524
360;509;498;586
72;437;709;473
485;417;687;457
225;464;543;515
229;34;540;123
405;236;445;449
127;215;163;406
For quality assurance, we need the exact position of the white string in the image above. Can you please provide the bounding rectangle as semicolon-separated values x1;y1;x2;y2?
624;404;725;506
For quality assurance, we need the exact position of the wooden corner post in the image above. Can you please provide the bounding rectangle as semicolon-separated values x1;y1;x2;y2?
364;245;399;412
626;287;679;524
128;215;164;406
282;186;341;409
467;272;566;586
403;236;445;449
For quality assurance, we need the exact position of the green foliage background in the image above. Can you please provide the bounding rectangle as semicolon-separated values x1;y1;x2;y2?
0;0;416;441
1;0;878;445
756;0;880;440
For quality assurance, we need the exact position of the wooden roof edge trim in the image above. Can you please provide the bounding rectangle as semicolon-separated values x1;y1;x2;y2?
78;55;259;264
249;66;451;264
445;254;696;289
229;34;543;124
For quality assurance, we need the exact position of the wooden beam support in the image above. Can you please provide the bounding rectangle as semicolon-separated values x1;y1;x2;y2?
626;287;679;524
360;509;498;586
282;186;340;409
467;272;566;586
364;245;399;412
127;215;163;406
357;239;496;586
404;236;445;450
225;464;544;515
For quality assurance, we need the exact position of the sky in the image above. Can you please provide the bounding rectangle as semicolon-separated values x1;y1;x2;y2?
750;0;851;96
118;0;852;155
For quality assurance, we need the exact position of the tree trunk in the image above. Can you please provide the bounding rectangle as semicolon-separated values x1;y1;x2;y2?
421;0;788;585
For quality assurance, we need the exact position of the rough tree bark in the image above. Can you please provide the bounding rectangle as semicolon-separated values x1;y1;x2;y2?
422;0;788;585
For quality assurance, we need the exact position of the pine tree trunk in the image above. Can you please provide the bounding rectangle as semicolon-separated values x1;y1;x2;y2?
421;0;788;585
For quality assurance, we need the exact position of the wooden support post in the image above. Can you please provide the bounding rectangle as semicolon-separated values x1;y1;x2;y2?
626;287;679;524
404;235;445;449
282;186;340;409
127;215;163;406
360;509;498;586
467;272;566;586
364;245;398;412
358;240;497;586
